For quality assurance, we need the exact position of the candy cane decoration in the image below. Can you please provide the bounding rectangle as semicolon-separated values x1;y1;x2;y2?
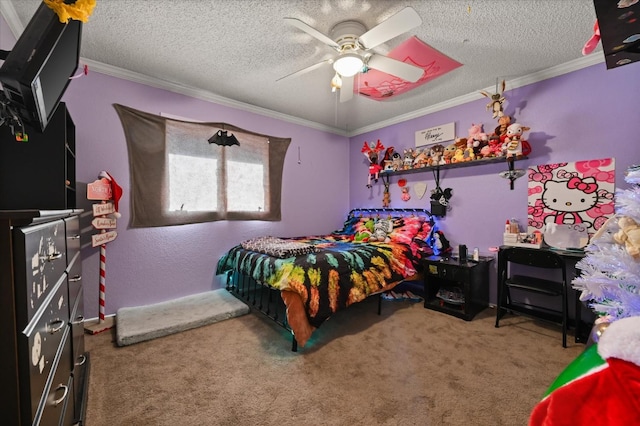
86;172;122;334
98;233;107;322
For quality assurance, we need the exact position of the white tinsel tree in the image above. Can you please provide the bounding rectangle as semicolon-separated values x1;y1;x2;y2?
572;165;640;321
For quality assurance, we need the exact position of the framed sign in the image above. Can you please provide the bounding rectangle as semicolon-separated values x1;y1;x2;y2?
527;158;615;242
415;122;455;147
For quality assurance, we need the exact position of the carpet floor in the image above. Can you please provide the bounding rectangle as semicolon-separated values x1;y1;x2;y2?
86;297;585;425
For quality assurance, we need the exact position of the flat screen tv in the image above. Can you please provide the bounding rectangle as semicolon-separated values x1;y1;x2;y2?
0;3;82;132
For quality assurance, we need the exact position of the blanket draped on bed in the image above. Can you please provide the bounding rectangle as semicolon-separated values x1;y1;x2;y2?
217;235;418;343
240;236;318;258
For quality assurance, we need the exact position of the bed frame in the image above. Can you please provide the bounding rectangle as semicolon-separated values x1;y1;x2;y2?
225;208;433;351
225;270;383;352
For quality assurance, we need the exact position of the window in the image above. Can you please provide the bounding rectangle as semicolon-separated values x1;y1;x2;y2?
114;104;290;227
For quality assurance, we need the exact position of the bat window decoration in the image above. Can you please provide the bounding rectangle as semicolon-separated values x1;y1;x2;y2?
208;130;240;146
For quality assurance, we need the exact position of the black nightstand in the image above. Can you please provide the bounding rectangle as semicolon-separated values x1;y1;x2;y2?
422;255;493;320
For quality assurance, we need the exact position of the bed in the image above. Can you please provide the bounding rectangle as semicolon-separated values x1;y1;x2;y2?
216;208;441;351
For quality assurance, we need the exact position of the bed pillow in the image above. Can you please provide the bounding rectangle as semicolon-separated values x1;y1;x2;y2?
387;215;427;244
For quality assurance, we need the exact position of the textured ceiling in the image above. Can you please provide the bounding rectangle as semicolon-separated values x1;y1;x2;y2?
0;1;601;135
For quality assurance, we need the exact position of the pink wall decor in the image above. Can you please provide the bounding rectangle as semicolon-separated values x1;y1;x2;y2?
356;36;462;100
527;158;616;238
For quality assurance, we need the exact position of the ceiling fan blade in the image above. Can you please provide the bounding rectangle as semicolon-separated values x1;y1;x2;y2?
358;7;422;50
284;18;340;50
276;59;332;82
367;54;424;82
340;75;354;103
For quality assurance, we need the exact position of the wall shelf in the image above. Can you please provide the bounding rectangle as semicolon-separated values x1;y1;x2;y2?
380;156;528;177
380;156;528;191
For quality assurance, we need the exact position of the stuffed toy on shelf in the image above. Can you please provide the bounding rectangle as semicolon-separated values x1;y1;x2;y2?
361;140;385;188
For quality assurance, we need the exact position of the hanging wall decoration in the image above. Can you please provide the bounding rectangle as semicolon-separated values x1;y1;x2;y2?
413;182;428;199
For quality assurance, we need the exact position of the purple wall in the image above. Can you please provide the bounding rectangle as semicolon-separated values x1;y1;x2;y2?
350;62;640;302
57;72;350;318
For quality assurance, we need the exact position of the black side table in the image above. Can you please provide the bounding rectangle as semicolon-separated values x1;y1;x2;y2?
422;255;493;320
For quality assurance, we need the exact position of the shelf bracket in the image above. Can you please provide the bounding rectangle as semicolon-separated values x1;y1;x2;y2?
508;158;516;190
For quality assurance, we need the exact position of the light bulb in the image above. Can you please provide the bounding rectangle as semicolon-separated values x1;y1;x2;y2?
330;73;342;92
333;53;363;77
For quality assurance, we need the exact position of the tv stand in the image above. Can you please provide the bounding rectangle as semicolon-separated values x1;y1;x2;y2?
0;102;76;210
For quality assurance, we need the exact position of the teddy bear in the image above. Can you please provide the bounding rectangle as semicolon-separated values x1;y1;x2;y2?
613;216;640;259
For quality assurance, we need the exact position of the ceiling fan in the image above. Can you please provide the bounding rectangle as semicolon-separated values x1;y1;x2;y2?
279;7;425;103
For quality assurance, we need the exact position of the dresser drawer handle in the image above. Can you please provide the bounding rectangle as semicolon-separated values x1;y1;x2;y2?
46;252;63;262
75;354;87;366
50;384;69;406
69;274;82;282
72;315;85;325
48;319;65;334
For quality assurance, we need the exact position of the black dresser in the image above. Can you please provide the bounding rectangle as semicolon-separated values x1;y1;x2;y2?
0;209;89;426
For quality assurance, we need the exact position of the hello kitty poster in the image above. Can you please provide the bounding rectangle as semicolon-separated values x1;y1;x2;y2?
527;158;615;239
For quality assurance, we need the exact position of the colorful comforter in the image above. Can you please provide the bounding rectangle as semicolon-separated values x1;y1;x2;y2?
216;234;425;347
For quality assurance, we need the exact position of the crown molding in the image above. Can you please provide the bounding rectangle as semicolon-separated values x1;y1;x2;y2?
79;59;350;137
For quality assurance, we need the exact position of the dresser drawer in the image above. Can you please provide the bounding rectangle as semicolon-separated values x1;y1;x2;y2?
70;287;85;369
20;277;70;421
64;215;81;255
424;262;468;282
13;219;67;325
37;329;73;426
67;251;83;308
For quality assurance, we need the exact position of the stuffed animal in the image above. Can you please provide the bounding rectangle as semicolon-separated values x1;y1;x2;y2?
454;137;468;150
502;123;531;158
613;216;640;259
391;151;403;171
480;80;506;119
442;144;457;164
361;140;385;188
370;218;393;243
401;187;411;201
451;148;466;163
354;218;375;242
467;123;484;142
429;144;445;165
493;115;512;140
467;123;488;159
402;148;414;170
381;146;396;171
412;148;430;168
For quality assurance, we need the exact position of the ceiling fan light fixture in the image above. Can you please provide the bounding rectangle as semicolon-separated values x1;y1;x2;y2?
333;53;363;77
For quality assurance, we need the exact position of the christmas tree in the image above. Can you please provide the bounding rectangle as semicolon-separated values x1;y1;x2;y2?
530;166;640;426
572;165;640;321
